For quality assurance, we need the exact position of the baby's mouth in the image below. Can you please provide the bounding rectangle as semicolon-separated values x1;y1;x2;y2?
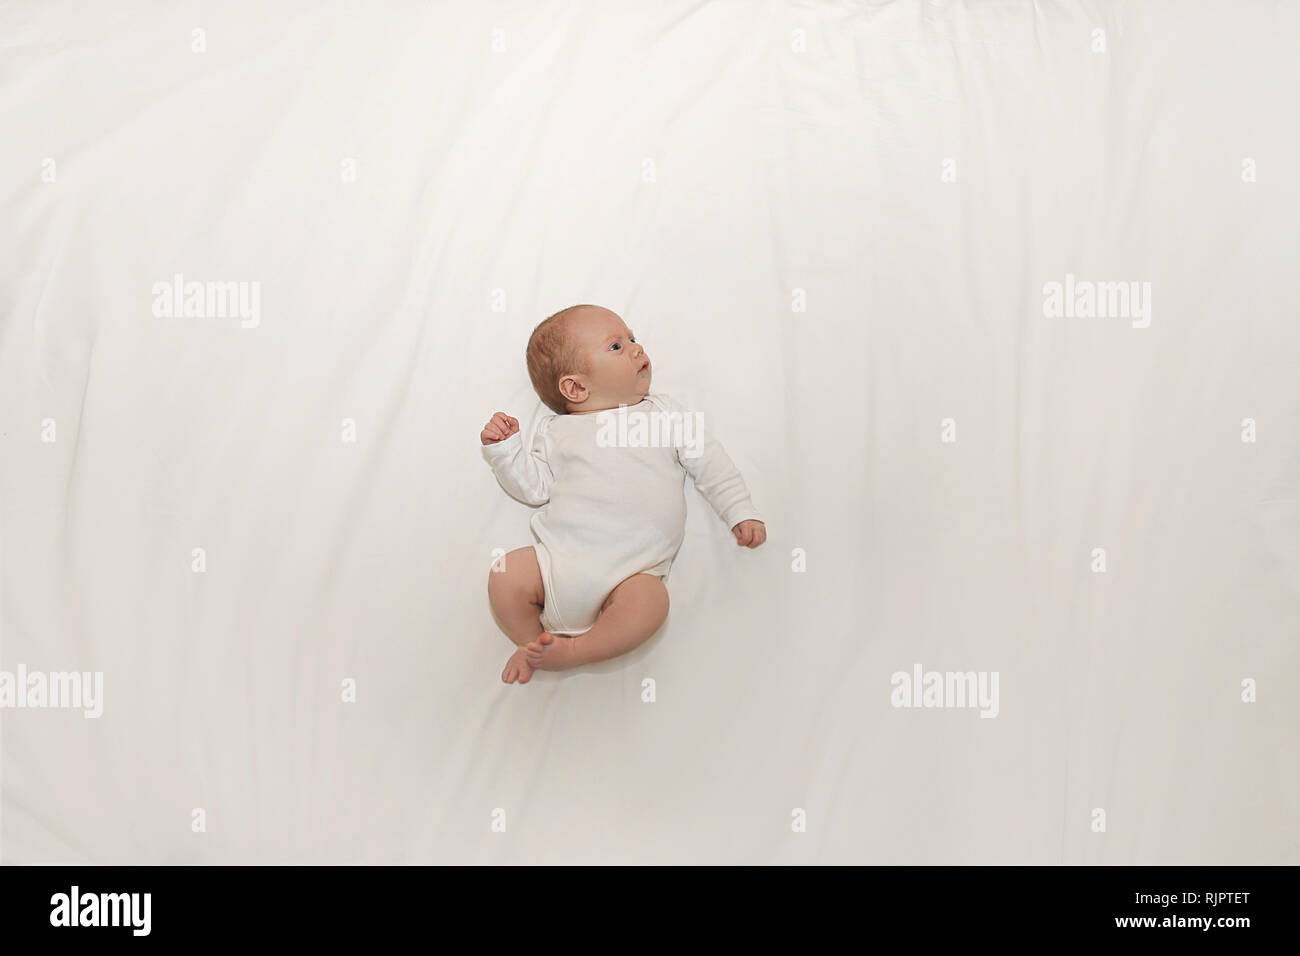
638;359;649;373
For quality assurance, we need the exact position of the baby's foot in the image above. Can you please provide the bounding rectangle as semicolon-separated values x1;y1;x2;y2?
501;646;536;684
524;631;580;671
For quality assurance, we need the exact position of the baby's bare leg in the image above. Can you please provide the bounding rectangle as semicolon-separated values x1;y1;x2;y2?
487;547;545;645
487;547;546;683
525;573;668;671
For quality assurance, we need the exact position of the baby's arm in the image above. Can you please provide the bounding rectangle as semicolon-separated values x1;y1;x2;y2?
480;411;554;505
662;396;765;547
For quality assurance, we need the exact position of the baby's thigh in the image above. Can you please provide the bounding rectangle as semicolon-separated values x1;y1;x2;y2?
488;546;544;605
599;572;669;614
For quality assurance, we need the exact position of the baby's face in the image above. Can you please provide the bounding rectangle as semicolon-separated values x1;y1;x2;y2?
560;307;652;413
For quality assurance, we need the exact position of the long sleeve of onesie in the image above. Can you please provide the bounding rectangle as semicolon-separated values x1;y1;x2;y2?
480;414;555;506
656;392;762;530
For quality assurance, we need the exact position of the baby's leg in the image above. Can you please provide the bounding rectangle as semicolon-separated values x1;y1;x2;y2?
487;547;546;683
524;573;668;671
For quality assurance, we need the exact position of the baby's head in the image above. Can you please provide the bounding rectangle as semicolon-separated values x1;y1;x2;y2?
526;304;651;415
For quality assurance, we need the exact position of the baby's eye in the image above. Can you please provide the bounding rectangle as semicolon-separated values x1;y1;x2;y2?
610;342;620;351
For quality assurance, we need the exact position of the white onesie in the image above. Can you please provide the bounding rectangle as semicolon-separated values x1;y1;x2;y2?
482;392;762;636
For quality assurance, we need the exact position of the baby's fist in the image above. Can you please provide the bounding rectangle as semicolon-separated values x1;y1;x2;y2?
732;519;766;548
481;412;520;445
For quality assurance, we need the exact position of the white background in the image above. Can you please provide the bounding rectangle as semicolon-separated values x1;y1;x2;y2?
1;1;1296;863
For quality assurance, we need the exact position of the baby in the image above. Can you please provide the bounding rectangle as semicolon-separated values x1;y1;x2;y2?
481;304;766;684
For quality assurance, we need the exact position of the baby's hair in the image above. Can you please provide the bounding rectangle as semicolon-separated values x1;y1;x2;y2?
527;304;592;415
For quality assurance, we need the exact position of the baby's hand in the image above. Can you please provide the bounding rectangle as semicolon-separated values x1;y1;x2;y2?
731;519;766;548
481;412;520;445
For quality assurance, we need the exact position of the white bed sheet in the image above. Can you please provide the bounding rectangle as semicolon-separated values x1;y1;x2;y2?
1;0;1296;863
